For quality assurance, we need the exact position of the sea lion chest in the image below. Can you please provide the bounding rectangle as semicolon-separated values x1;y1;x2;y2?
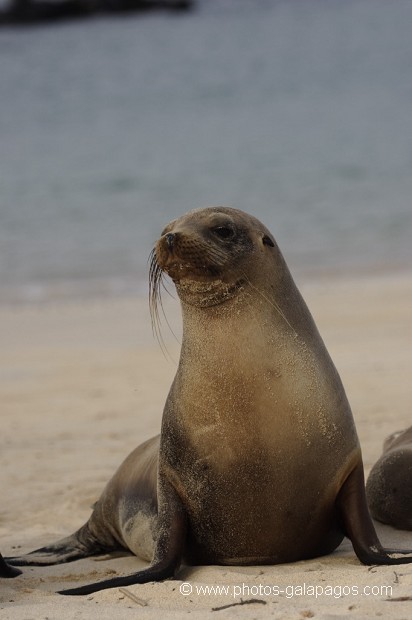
160;304;359;564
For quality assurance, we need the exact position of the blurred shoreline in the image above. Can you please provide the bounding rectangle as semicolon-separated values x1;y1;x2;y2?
2;261;412;307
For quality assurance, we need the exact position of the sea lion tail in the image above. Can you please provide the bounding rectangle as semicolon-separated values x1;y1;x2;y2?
5;523;105;567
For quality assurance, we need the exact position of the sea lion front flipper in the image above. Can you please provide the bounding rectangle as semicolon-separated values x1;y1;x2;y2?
58;480;187;596
0;553;21;578
337;462;412;565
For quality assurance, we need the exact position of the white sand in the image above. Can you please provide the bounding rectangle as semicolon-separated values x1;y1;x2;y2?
1;272;412;619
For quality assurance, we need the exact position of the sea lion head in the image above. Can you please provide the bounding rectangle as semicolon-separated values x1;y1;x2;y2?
150;206;281;308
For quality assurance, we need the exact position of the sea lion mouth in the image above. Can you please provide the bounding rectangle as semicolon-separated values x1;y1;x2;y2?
149;245;245;312
155;230;230;282
148;245;245;351
174;276;246;307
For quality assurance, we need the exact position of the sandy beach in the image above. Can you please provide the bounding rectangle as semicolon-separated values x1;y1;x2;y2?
1;271;412;619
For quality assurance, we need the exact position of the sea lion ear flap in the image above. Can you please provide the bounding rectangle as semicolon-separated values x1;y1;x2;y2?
262;235;275;247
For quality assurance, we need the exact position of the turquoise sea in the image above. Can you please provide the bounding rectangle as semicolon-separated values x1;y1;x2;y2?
1;0;412;301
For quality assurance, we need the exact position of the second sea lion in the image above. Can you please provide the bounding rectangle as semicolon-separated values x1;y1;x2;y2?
366;427;412;531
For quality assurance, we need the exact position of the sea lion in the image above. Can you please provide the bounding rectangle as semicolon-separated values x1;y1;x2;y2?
0;552;21;578
6;206;412;595
366;427;412;530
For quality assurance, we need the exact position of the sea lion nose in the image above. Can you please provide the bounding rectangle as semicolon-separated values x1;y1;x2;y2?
165;232;176;249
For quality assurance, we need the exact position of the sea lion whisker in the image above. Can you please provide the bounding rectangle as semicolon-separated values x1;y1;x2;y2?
149;250;170;358
203;246;228;266
240;272;297;336
242;292;270;339
148;250;179;359
159;277;180;346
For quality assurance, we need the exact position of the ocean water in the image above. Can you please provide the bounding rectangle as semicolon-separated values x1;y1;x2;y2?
1;0;412;302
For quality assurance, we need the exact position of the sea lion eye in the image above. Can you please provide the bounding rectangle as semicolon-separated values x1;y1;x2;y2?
212;225;235;240
262;235;275;247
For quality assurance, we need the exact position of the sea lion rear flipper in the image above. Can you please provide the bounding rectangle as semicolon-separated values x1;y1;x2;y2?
337;462;412;565
0;553;21;578
5;523;105;567
58;481;187;595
